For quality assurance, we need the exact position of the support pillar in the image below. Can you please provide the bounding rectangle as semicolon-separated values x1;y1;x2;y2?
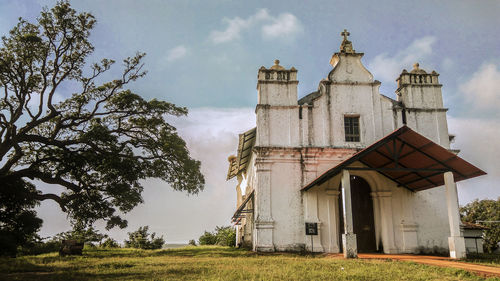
326;189;341;253
254;159;274;252
444;171;466;259
370;192;381;251
378;192;397;254
341;170;357;258
304;190;324;252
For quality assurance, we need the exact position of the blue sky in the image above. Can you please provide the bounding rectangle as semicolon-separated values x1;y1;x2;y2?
1;0;499;243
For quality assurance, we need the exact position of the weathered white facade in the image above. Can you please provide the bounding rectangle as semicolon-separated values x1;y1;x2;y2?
227;31;483;258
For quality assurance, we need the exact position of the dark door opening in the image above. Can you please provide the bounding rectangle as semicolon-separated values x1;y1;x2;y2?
338;175;377;253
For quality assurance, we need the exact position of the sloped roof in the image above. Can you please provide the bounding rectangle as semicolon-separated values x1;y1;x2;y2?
231;190;254;223
302;126;486;192
226;127;256;180
461;221;488;230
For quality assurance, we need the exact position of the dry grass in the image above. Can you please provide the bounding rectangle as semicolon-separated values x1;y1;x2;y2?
0;246;498;280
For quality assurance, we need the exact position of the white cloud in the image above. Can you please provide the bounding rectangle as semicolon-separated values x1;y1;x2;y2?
368;36;436;83
448;117;500;204
459;63;500;111
209;9;302;44
261;13;302;39
166;45;188;62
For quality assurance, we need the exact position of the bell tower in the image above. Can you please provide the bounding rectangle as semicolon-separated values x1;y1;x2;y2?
255;60;300;147
396;63;450;148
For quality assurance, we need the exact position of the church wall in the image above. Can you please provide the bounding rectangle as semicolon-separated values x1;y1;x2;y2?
405;110;450;149
379;96;397;136
268;152;305;251
328;83;388;147
268;107;300;147
391;187;414;252
310;94;329;147
412;186;451;254
316;176;342;253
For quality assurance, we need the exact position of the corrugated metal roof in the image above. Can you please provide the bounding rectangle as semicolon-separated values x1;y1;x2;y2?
226;127;256;180
302;125;486;192
231;190;254;223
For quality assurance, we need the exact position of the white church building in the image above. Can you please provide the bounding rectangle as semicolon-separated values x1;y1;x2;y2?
227;30;485;258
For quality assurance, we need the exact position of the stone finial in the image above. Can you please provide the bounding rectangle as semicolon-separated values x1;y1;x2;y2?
228;155;237;162
340;29;355;54
270;59;285;70
410;62;427;74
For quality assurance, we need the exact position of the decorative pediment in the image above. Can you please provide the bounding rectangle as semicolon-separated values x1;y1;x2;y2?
328;53;373;83
327;30;373;83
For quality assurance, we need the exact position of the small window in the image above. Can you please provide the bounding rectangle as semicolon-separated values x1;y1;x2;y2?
344;116;360;142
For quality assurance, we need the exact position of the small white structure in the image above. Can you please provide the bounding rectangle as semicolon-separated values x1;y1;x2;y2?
227;30;486;259
461;222;486;254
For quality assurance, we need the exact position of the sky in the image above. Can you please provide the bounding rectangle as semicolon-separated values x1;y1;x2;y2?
0;0;499;243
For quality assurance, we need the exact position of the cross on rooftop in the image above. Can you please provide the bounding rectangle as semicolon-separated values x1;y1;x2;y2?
341;29;350;41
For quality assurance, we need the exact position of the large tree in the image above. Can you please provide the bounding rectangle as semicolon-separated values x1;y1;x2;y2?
0;1;204;254
460;198;500;253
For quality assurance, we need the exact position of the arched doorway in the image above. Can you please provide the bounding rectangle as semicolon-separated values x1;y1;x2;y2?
338;175;377;253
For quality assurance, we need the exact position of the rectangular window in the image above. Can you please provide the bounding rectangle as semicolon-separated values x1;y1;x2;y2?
344;116;360;142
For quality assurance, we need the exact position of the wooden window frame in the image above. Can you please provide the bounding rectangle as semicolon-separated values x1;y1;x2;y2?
344;115;360;142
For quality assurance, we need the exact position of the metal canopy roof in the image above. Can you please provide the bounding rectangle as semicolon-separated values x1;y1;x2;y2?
232;190;254;223
302;126;486;192
227;127;256;180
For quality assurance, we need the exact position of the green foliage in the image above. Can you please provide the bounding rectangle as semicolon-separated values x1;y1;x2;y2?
0;1;204;255
188;239;197;246
198;226;236;247
16;235;61;256
0;178;43;256
215;226;236;247
54;224;108;246
460;198;500;253
18;224;112;255
100;238;120;248
198;231;217;245
124;226;164;250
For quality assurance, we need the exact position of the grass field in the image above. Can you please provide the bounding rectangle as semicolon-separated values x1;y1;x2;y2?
0;246;499;281
465;253;500;268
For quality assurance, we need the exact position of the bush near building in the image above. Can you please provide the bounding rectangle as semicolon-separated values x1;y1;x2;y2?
198;226;236;246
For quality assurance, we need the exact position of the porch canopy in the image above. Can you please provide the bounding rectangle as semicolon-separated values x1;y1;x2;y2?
232;190;254;224
302;125;486;192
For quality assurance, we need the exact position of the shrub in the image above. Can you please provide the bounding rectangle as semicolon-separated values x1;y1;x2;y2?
198;226;236;247
198;231;217;245
17;236;61;256
215;226;236;247
124;226;165;250
54;225;108;247
188;239;197;246
101;238;120;248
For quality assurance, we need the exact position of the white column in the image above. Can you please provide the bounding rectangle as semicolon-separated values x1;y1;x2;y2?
444;171;466;259
370;192;381;251
341;169;357;258
378;191;397;254
304;190;324;252
236;174;243;208
254;159;274;252
326;189;341;253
